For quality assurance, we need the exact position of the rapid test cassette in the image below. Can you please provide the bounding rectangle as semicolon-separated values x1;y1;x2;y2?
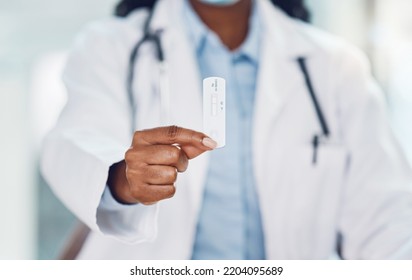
203;77;226;148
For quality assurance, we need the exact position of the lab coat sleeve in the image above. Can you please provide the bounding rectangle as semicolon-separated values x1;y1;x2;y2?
40;21;159;244
336;47;412;259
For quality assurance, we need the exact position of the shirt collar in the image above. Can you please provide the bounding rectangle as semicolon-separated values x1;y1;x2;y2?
182;0;261;63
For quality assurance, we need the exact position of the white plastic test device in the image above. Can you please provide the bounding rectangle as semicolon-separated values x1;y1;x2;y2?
203;77;226;148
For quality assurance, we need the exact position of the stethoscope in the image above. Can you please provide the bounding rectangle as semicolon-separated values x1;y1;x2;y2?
127;7;170;128
127;7;330;165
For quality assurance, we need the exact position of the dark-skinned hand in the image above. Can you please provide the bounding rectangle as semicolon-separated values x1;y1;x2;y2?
107;126;217;205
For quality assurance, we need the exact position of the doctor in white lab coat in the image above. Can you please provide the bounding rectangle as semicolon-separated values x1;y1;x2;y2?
41;0;412;259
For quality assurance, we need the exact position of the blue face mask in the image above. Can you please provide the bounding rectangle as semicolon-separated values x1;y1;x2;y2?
199;0;241;6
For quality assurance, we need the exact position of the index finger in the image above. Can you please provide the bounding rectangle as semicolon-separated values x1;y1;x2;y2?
133;126;217;150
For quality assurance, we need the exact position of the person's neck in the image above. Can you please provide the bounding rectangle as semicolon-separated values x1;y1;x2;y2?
189;0;252;51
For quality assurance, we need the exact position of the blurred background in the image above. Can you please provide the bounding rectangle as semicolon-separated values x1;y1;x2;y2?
1;0;412;259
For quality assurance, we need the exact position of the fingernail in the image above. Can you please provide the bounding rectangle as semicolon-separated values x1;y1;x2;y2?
202;137;218;149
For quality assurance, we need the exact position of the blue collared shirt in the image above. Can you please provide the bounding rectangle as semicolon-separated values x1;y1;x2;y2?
183;0;266;260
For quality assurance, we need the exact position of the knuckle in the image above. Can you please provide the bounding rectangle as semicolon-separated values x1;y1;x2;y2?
125;165;134;179
124;148;134;163
132;131;141;143
126;163;144;179
126;149;147;167
166;125;182;142
167;147;181;163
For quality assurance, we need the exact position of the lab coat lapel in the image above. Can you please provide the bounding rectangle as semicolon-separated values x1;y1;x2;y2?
153;0;209;216
253;0;316;254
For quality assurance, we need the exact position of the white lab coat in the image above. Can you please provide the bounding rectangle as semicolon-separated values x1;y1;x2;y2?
41;0;412;259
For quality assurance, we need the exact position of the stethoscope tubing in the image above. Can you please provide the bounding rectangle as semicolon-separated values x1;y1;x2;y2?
127;8;167;132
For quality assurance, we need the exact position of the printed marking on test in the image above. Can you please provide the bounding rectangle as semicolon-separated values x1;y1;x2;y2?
203;77;226;148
